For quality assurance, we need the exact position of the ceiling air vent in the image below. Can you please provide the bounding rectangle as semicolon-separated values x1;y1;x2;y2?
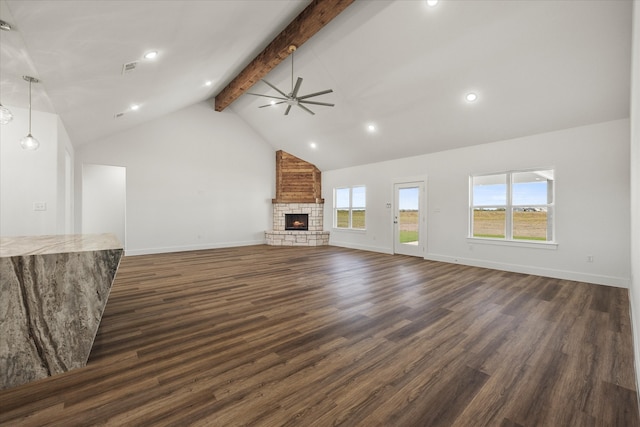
122;61;137;75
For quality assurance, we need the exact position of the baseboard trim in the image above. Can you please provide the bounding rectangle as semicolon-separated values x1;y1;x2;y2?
425;253;630;288
329;241;393;255
125;239;266;256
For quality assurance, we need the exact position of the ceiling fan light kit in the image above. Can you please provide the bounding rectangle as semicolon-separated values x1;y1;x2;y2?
247;45;334;116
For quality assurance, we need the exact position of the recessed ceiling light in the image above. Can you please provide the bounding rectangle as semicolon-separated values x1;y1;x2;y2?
130;104;140;111
310;142;317;149
270;100;276;106
465;93;478;102
426;0;439;7
205;80;212;87
143;51;158;60
367;124;377;132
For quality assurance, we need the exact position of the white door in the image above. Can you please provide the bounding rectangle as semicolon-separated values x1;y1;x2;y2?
82;164;126;248
394;182;425;257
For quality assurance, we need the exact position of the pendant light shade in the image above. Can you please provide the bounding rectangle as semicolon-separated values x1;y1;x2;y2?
20;134;40;150
20;76;40;151
0;103;13;124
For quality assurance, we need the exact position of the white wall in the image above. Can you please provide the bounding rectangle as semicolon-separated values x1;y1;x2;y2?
82;164;126;246
324;119;631;287
76;101;275;255
56;116;74;234
628;0;640;402
0;106;73;237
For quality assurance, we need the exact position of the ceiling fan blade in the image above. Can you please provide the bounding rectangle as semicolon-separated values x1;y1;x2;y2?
298;100;335;107
291;77;303;98
297;103;315;115
246;92;287;101
297;89;333;100
258;101;286;108
284;105;292;115
261;79;288;98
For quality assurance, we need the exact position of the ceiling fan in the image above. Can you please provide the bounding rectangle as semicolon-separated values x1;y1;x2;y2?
246;45;334;115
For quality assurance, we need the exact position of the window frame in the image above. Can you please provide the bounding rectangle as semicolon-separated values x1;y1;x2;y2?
469;169;556;246
334;186;366;230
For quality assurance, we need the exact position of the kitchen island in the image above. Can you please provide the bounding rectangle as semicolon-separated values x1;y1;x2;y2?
0;234;123;390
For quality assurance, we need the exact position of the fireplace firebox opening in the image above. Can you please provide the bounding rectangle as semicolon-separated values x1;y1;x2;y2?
285;214;309;231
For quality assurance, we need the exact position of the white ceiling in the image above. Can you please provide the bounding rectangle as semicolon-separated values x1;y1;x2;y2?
0;0;633;171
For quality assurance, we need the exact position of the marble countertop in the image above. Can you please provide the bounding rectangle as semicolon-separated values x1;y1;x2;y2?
0;234;123;257
1;233;124;389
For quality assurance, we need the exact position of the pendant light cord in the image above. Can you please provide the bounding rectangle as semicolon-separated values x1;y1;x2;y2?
28;78;32;134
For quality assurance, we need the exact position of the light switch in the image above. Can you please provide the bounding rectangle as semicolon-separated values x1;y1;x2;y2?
33;202;47;211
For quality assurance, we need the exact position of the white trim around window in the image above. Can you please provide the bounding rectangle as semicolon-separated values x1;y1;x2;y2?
469;169;556;244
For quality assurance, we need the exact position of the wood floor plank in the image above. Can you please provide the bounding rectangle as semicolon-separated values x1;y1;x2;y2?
0;245;637;426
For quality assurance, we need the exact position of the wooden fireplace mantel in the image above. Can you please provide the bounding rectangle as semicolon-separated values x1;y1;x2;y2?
272;197;324;204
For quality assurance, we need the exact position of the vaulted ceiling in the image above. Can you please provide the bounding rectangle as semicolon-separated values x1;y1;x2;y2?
0;0;633;171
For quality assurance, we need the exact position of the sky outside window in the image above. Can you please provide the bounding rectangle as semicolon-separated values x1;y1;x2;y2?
473;184;507;206
352;186;366;208
336;188;350;208
473;172;552;206
399;187;419;210
512;181;548;205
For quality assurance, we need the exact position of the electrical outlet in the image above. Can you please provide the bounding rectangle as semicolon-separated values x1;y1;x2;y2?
33;202;46;211
587;255;594;263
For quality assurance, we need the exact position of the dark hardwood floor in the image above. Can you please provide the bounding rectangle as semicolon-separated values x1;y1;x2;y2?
1;245;638;426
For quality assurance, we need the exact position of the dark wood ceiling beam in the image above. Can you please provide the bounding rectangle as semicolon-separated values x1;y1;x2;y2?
213;0;355;112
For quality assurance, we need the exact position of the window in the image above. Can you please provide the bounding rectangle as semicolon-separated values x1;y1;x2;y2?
335;186;366;229
470;170;554;242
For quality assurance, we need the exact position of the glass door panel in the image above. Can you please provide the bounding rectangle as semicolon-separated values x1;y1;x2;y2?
394;182;424;257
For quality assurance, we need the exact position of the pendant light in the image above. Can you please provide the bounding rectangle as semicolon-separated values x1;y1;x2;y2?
20;76;40;151
0;21;14;125
0;103;13;125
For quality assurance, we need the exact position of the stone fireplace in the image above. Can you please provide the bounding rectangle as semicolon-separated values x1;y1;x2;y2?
265;151;330;246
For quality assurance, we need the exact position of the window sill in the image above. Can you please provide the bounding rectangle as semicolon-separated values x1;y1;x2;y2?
332;228;367;233
466;237;558;250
